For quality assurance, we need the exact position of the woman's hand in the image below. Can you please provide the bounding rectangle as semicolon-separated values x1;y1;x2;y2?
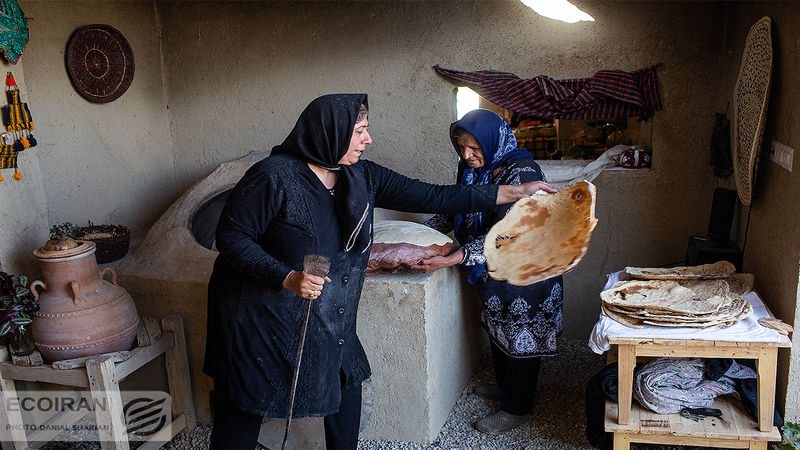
283;270;332;300
411;249;464;272
496;181;557;204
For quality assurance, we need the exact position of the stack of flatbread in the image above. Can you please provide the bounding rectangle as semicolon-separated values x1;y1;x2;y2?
601;261;754;329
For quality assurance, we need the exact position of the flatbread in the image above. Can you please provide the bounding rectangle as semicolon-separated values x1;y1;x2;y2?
603;295;751;329
628;298;750;323
601;280;733;315
372;220;454;246
601;304;644;328
643;319;736;328
758;318;793;335
626;261;736;280
724;273;755;296
484;180;597;286
600;277;752;329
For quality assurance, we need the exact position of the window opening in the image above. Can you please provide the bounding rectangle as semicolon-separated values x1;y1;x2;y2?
454;92;652;162
455;87;480;120
519;0;595;23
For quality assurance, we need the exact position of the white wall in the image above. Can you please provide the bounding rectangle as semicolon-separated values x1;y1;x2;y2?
721;2;800;420
0;59;48;276
19;0;177;238
156;0;724;337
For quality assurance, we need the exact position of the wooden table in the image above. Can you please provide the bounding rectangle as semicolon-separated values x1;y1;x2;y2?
0;316;195;450
604;335;790;449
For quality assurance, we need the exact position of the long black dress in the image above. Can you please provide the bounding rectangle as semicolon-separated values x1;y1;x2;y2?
203;153;499;417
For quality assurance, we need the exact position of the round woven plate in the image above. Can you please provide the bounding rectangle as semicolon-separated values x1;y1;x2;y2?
66;24;135;103
732;16;772;206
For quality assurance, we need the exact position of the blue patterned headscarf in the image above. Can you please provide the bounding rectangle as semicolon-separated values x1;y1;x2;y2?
452;109;531;283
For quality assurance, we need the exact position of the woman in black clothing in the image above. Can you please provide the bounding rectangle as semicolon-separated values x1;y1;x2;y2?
415;109;563;435
203;94;556;450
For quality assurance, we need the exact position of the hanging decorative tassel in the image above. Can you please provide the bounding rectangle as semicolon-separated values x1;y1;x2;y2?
22;103;33;130
0;73;37;180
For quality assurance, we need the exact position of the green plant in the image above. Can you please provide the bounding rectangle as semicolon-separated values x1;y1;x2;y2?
0;271;38;337
774;422;800;449
49;222;83;240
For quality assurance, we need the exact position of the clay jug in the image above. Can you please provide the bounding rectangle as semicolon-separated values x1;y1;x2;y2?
29;238;139;362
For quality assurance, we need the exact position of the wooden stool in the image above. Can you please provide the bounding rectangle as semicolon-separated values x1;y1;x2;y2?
0;315;196;450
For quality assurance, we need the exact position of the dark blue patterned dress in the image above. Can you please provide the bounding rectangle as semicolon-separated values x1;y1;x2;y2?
425;159;563;358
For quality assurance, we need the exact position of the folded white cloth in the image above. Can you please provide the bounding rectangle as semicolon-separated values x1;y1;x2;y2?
588;271;785;354
539;145;629;188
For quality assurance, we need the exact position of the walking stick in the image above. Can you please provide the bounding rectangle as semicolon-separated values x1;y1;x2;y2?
282;254;330;450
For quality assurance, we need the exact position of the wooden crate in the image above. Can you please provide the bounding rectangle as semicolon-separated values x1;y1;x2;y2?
605;396;780;449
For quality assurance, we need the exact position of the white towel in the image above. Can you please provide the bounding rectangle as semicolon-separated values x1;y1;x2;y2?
539;145;629;188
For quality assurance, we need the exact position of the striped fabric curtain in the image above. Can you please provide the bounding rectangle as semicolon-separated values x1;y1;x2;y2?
433;64;662;120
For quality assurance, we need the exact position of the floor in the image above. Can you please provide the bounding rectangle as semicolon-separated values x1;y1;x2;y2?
157;338;715;450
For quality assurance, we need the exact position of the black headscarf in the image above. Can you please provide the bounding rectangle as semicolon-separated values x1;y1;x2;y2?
271;94;372;253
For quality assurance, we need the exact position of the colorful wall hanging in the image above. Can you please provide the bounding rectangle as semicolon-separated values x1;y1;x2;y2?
0;0;28;64
66;24;135;103
0;72;35;181
433;64;662;120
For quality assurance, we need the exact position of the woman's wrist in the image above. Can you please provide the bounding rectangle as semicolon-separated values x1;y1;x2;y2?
282;270;297;289
455;248;467;265
496;184;522;204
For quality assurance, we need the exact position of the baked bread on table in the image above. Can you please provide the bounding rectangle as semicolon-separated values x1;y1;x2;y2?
600;261;754;329
625;260;736;280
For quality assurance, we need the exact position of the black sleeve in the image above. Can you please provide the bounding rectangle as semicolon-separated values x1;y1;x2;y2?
367;160;498;213
422;214;454;234
214;165;293;291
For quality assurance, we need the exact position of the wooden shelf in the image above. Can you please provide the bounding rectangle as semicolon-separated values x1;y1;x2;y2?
605;397;780;443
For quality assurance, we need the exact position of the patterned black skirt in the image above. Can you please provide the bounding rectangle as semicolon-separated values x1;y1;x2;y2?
476;275;563;358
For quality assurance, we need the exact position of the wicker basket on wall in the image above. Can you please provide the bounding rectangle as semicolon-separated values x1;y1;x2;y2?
79;224;130;263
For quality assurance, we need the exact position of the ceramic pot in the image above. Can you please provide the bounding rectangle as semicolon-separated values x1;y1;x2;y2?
29;239;139;362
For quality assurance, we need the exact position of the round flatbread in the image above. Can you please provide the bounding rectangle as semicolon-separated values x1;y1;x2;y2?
724;273;755;296
626;261;736;280
372;220;454;247
601;279;734;315
484;180;597;286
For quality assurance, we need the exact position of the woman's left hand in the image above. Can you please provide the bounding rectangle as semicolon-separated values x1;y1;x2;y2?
411;250;464;272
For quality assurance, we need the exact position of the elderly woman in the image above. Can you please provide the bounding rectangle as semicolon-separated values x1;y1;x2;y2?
414;109;563;434
203;95;555;450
